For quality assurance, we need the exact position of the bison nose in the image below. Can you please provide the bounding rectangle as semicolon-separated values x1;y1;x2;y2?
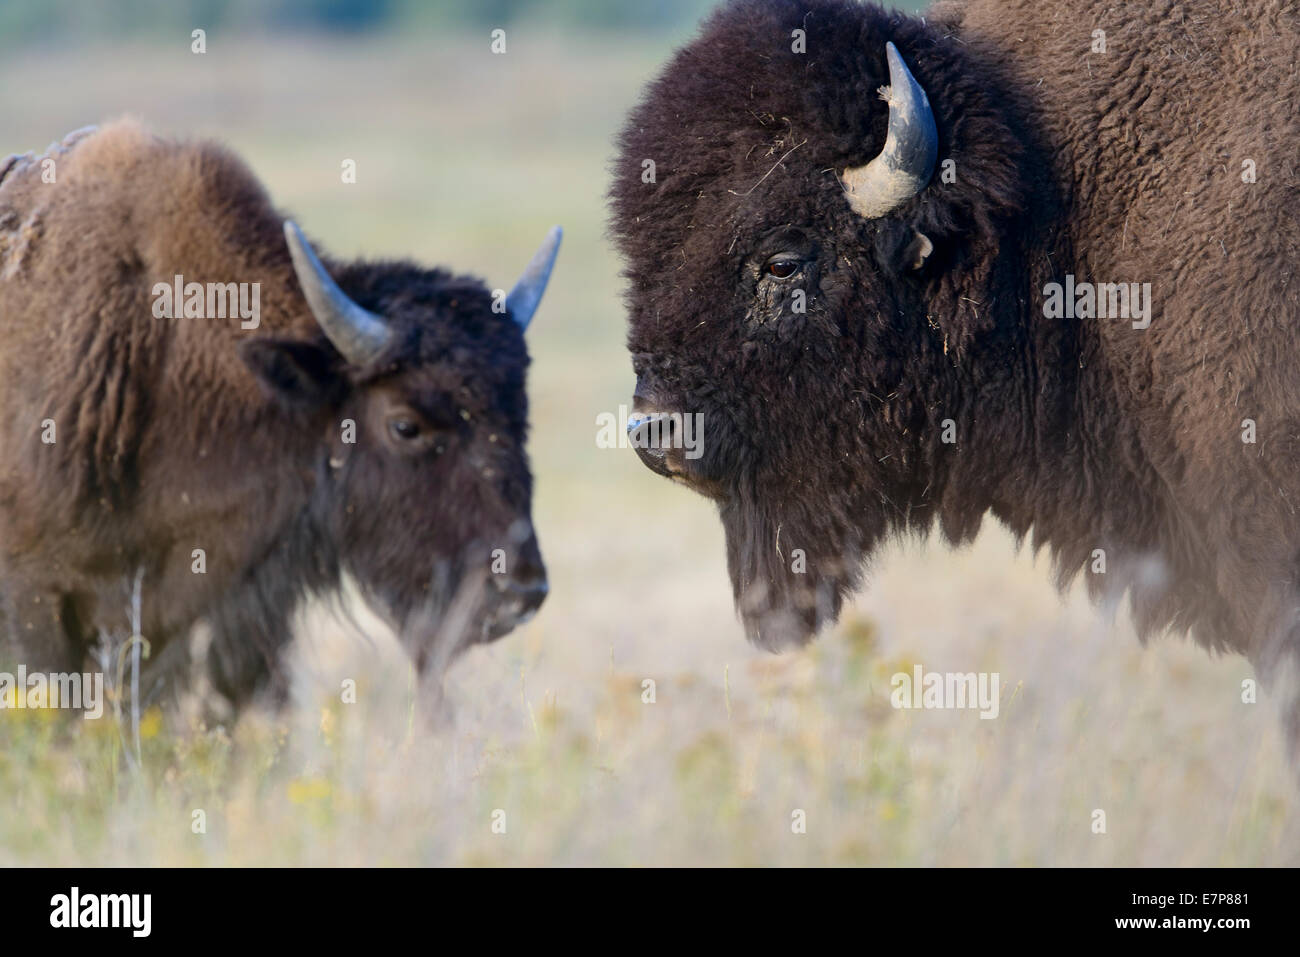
497;574;548;618
627;411;676;478
492;535;548;623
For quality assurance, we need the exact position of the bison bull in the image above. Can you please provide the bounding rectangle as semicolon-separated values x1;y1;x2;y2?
611;0;1300;754
0;120;560;711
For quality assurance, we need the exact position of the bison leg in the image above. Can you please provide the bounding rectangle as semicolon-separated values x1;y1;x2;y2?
1247;630;1300;774
1274;655;1300;775
203;601;294;715
0;586;86;676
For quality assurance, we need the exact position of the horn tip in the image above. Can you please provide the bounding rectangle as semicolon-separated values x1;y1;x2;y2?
283;219;307;254
506;227;564;329
884;41;910;80
885;41;903;72
537;224;564;273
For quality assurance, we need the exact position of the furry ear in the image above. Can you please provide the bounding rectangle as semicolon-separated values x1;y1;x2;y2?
904;231;934;270
239;338;339;407
874;221;935;275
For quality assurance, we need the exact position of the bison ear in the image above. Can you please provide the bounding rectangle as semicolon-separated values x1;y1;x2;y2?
875;223;935;275
240;338;339;407
904;231;934;271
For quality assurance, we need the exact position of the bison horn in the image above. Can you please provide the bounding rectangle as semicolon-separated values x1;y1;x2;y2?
283;220;392;365
505;226;563;330
841;42;938;219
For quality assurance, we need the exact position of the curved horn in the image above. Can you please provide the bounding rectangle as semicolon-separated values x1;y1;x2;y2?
505;226;562;329
841;42;938;219
283;220;392;364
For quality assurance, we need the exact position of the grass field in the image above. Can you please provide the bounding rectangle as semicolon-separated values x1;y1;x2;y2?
1;29;1297;866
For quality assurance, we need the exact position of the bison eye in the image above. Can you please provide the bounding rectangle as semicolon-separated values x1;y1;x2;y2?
765;259;800;279
389;418;421;441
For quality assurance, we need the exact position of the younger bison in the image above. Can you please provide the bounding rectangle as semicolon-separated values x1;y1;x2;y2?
611;0;1300;753
0;121;560;711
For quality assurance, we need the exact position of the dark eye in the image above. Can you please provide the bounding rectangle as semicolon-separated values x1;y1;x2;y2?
389;418;421;441
765;259;800;279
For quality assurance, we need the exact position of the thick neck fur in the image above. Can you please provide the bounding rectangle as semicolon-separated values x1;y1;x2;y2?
888;7;1175;639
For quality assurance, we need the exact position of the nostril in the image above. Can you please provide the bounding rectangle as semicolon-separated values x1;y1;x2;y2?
499;576;547;615
520;578;548;613
628;413;680;479
628;412;675;454
626;412;650;437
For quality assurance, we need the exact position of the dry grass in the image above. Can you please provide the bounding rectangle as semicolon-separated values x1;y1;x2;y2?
1;31;1296;866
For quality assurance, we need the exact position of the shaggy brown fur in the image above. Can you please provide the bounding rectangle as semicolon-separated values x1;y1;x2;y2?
611;0;1300;750
0;120;546;710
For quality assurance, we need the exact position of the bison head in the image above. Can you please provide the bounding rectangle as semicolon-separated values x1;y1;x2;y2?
611;0;1024;649
241;221;560;672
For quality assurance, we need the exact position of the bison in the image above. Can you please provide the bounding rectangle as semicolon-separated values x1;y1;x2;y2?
0;120;560;712
611;0;1300;752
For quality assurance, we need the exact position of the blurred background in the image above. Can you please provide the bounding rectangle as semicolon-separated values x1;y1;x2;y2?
2;0;1297;866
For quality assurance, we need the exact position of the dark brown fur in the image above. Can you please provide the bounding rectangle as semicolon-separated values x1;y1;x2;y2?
0;120;545;710
611;0;1300;749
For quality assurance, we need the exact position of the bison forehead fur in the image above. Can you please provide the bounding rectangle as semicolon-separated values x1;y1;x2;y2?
0;119;544;711
609;0;1300;701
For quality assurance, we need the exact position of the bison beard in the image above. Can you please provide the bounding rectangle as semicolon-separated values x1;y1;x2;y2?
0;120;558;714
720;474;874;651
610;0;1300;758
